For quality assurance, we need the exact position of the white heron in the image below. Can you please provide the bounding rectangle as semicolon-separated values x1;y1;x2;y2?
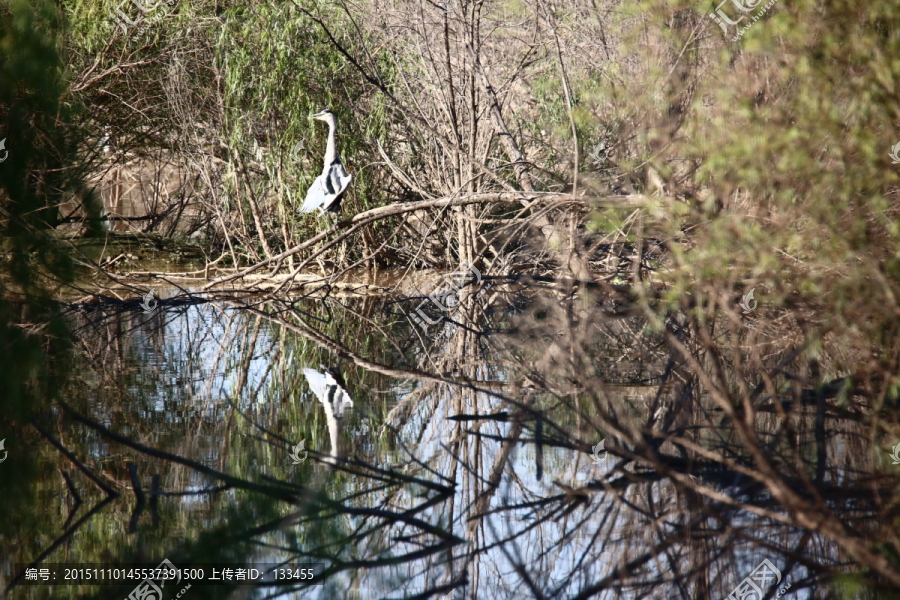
302;366;354;465
299;109;352;214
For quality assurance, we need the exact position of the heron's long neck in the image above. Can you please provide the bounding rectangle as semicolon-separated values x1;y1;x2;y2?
323;119;337;168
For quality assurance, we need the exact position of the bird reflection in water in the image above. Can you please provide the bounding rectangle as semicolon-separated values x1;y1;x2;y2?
302;366;354;465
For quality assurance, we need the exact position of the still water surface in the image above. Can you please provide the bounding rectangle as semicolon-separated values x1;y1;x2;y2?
1;283;842;598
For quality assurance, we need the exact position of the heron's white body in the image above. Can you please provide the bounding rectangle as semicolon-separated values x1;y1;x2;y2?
300;110;352;214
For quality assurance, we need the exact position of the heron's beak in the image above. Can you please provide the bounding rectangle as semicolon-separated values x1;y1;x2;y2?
309;111;326;120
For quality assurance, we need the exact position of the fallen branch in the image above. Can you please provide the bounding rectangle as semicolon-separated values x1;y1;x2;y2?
201;192;647;290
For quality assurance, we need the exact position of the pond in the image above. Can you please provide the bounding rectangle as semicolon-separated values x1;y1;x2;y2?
2;271;849;600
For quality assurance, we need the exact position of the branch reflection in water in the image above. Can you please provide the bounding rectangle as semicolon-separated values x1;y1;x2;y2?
5;265;891;599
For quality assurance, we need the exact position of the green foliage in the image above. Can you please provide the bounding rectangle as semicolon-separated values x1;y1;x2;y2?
0;0;87;576
0;0;85;418
213;2;390;246
577;0;900;378
685;0;900;343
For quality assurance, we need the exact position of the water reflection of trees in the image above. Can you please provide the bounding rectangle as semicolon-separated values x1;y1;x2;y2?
6;267;898;599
